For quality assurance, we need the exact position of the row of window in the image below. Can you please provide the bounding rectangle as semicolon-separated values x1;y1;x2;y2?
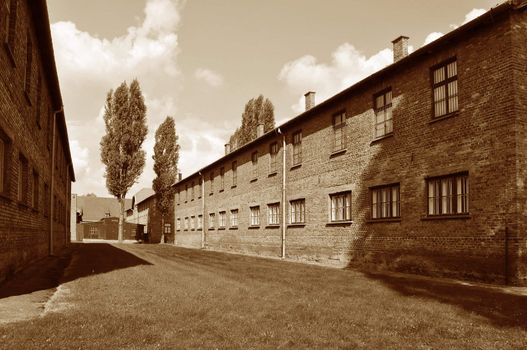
176;172;469;230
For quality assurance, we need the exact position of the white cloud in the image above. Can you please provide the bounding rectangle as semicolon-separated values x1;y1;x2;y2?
195;68;224;87
423;32;444;46
461;8;486;25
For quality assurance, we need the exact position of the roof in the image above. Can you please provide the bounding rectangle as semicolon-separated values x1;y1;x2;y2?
30;1;75;181
76;196;132;222
130;188;155;208
174;1;520;187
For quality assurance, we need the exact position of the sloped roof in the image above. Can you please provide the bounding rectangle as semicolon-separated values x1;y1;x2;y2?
76;196;132;222
131;188;155;207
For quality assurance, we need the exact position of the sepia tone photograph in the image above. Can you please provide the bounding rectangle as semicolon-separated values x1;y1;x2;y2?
1;0;527;348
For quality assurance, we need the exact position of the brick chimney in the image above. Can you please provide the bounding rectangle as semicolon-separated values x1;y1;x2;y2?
256;123;264;138
392;36;409;62
224;143;231;155
304;91;315;111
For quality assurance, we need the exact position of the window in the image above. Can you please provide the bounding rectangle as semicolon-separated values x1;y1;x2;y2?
176;189;180;205
219;211;226;228
432;59;458;118
371;184;400;219
197;215;202;229
24;31;32;98
269;142;278;173
176;218;181;230
32;170;39;210
190;216;195;230
198;181;202;198
185;184;188;202
209;213;215;229
89;226;98;238
220;167;225;191
330;191;352;222
292;131;302;165
290;199;305;224
374;89;393;138
333;112;346;152
251;151;258;179
5;0;17;51
191;182;194;200
230;209;238;227
184;217;189;230
232;161;237;187
268;203;280;225
164;224;171;234
210;171;214;194
17;153;28;204
250;206;260;226
427;173;468;216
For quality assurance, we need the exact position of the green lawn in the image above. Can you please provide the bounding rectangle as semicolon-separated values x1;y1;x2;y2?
1;243;526;349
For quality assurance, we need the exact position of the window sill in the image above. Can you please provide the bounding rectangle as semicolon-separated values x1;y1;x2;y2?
290;164;302;170
265;224;280;228
250;178;257;183
229;227;238;230
218;227;226;230
421;214;471;221
330;148;347;158
4;43;16;67
367;218;401;223
326;220;353;226
429;112;459;125
370;133;394;145
231;185;237;189
248;225;260;229
288;223;305;227
268;172;277;178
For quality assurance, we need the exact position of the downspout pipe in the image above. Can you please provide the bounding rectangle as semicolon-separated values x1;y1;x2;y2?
49;106;63;256
199;171;205;249
277;128;286;259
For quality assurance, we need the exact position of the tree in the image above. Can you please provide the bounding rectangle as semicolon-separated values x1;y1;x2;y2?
100;79;148;242
228;94;275;150
152;117;179;244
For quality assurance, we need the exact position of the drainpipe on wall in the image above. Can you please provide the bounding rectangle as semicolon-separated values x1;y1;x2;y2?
199;171;205;249
278;128;286;259
49;106;62;256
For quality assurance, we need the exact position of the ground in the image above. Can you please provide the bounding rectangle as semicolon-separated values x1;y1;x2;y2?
1;243;526;349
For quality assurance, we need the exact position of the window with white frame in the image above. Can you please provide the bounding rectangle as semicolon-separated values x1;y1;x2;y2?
427;173;468;216
220;167;225;191
209;213;215;229
164;224;171;234
268;203;280;225
330;191;351;222
269;142;278;173
250;206;260;226
230;209;238;227
251;151;258;179
290;199;305;224
374;89;393;138
292;131;302;165
197;215;202;229
371;184;400;219
232;161;237;187
333;112;346;152
432;58;458;118
219;211;227;228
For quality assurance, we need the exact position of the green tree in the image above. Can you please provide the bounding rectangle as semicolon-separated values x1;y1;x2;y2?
100;79;148;242
152;116;179;243
229;95;275;150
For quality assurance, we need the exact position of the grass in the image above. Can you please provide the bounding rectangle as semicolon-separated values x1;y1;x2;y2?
0;243;526;349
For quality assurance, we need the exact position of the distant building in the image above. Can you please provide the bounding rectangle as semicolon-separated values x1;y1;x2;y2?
173;2;527;285
0;0;75;282
82;217;143;241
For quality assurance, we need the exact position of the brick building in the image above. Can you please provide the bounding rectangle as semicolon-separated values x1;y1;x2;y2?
81;217;143;241
0;1;74;282
174;2;527;285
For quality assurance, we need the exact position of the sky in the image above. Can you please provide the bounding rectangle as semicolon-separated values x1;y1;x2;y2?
47;0;500;197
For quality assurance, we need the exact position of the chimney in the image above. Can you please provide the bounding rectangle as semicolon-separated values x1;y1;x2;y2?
304;91;315;111
177;173;182;182
392;36;409;62
224;143;231;155
256;123;264;138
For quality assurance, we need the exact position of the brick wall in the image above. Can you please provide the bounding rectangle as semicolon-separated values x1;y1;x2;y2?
174;5;527;285
0;0;73;283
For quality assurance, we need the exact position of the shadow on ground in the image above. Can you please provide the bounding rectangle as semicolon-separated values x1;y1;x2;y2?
364;272;527;329
0;243;152;300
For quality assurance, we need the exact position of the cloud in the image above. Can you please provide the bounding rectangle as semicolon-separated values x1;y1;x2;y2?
52;0;185;196
423;32;444;46
195;68;224;87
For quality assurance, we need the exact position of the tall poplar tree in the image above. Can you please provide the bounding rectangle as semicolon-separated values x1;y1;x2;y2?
152;116;179;243
100;79;148;242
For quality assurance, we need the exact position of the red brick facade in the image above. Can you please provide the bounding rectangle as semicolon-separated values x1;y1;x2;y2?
173;3;527;286
0;1;74;282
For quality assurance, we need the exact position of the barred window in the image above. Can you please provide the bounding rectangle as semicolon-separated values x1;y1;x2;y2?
290;199;305;224
269;142;278;173
230;209;238;227
371;184;400;219
330;191;351;222
220;167;225;191
164;224;171;234
219;211;227;228
251;151;258;179
374;89;393;138
209;213;215;229
432;59;458;118
268;203;280;225
333;112;346;152
292;131;302;165
250;206;260;226
232;161;237;187
197;215;202;230
427;173;468;216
